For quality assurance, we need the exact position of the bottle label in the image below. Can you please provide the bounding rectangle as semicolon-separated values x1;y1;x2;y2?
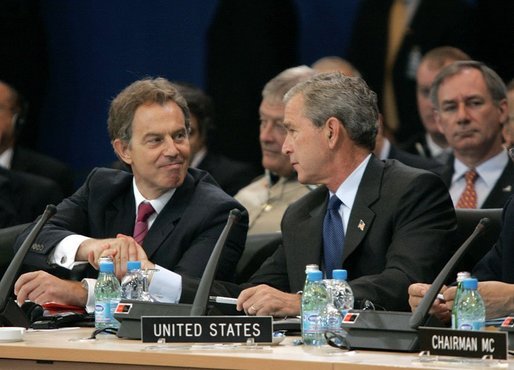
302;311;322;333
459;321;485;331
95;300;119;324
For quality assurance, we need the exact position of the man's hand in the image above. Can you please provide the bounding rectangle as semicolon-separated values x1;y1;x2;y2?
236;285;301;317
477;281;514;319
408;283;451;323
87;234;154;280
14;271;87;307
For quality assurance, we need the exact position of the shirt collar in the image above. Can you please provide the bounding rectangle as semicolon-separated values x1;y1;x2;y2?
132;177;176;215
0;147;13;169
331;154;372;210
190;147;207;168
452;149;509;187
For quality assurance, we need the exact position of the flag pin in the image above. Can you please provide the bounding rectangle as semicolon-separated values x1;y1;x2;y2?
358;220;365;231
503;185;512;192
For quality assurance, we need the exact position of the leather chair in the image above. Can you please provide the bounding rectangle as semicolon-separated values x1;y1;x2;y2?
450;208;502;282
235;232;281;284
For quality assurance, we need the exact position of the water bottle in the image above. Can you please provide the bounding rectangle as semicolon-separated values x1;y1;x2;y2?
121;261;144;300
331;269;354;316
304;264;320;284
321;280;344;337
94;260;121;329
454;278;485;331
301;270;328;346
451;271;471;329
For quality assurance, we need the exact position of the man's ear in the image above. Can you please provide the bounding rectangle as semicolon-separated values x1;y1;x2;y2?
325;117;344;146
113;139;132;165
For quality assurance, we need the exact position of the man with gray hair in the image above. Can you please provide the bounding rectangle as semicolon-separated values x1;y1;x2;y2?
183;72;456;315
234;66;315;235
434;61;513;209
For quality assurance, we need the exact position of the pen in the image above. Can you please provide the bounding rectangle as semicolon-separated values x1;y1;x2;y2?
209;296;238;305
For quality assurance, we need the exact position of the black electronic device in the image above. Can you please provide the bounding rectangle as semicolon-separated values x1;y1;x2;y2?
115;208;242;339
341;218;490;352
0;205;57;327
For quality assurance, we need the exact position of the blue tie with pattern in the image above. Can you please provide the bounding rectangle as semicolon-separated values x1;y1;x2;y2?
323;195;344;279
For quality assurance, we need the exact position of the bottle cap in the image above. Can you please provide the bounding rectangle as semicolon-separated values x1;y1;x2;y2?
332;269;348;280
127;261;142;271
305;264;319;273
99;261;115;273
462;277;478;290
307;270;322;281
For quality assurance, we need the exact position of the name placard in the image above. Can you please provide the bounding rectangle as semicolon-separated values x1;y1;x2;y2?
418;327;507;360
141;316;273;343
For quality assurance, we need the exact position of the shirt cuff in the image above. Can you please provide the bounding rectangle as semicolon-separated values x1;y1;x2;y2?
82;278;96;313
148;264;182;303
49;235;90;269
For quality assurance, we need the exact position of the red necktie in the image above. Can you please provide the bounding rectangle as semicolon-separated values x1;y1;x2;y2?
456;169;478;209
133;202;155;244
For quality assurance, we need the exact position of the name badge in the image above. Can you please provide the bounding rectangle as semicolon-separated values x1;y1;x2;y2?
141;316;273;343
418;327;507;360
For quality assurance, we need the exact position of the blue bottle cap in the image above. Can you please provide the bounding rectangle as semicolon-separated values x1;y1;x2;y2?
307;270;323;282
462;278;478;290
99;261;114;273
332;269;348;280
127;261;141;271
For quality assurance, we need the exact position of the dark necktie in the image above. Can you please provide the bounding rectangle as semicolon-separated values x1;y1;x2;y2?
456;169;478;209
323;195;344;279
133;202;155;244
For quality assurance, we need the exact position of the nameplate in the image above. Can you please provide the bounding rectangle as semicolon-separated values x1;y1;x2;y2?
141;316;273;343
418;327;507;360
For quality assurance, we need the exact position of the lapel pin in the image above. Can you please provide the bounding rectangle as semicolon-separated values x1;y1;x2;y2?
358;220;365;231
503;185;512;192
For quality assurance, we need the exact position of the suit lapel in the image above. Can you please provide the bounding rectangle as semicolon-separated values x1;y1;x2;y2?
105;181;136;238
483;160;514;208
142;172;196;258
342;157;381;262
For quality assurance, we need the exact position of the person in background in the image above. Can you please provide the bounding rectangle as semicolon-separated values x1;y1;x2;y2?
13;77;248;310
176;83;259;196
234;66;316;235
434;61;513;209
181;72;456;315
501;79;514;150
0;80;74;196
312;56;361;78
402;46;471;163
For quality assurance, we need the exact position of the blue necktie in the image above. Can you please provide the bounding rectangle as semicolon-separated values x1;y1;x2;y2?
323;195;344;279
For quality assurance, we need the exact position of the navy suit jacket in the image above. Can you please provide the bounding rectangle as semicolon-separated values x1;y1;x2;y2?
440;156;514;209
183;156;457;311
473;195;514;282
15;167;248;282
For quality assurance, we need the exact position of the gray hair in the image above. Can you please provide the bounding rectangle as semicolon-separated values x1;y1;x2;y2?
284;72;378;150
430;61;507;109
108;77;190;143
262;66;316;104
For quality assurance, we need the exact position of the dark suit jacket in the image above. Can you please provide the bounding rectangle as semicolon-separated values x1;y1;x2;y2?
388;144;442;173
183;157;457;311
11;146;75;196
0;167;64;228
473;195;514;282
15;167;248;282
440;156;514;209
197;151;260;196
347;0;477;143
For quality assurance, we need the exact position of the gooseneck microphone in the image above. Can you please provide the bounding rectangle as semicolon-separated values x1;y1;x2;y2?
0;204;57;327
409;217;490;329
190;208;242;316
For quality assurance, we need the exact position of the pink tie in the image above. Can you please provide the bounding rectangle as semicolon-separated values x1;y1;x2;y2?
133;202;155;244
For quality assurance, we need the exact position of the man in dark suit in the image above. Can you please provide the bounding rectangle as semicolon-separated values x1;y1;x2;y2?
347;0;476;143
433;61;513;209
182;73;456;314
177;83;259;196
13;78;248;309
409;196;514;321
0;80;75;196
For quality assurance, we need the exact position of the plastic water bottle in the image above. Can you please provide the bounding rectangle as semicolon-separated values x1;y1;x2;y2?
331;269;354;316
455;278;485;331
451;271;471;329
95;260;121;329
120;261;144;300
301;270;328;346
321;280;344;337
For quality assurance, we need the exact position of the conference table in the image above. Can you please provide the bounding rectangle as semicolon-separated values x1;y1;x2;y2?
0;327;512;369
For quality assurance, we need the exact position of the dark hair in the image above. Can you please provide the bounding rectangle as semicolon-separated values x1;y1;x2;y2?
174;83;214;139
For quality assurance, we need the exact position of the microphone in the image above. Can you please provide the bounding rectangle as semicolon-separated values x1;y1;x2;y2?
341;217;490;352
0;204;57;327
115;208;244;339
409;217;490;328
